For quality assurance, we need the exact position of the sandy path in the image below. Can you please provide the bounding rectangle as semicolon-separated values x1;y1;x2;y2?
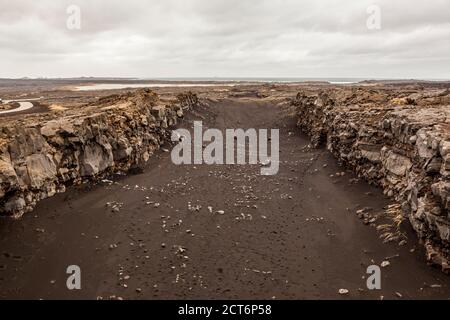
0;99;448;300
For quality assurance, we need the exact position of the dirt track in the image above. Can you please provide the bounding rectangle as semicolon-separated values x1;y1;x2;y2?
0;98;448;300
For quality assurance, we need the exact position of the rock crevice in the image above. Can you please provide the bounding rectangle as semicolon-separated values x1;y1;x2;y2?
0;89;199;217
292;88;450;272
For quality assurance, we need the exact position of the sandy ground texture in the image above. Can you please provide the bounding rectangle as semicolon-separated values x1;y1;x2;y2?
0;98;448;300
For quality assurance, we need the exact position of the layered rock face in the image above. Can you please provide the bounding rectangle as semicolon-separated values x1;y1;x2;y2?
0;89;198;217
292;87;450;272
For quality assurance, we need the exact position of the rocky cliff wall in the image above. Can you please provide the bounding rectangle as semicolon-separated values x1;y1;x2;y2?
0;89;199;217
292;88;450;273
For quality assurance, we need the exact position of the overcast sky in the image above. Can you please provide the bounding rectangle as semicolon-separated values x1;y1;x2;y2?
0;0;449;79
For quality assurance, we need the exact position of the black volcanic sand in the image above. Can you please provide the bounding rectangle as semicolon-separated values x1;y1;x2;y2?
0;98;448;300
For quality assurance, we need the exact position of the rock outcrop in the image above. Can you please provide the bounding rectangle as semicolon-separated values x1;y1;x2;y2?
0;89;199;217
292;87;450;273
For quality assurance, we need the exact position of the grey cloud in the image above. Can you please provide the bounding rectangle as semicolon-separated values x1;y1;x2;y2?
0;0;449;78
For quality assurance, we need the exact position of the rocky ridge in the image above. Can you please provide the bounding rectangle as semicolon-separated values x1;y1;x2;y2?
292;87;450;273
0;89;199;217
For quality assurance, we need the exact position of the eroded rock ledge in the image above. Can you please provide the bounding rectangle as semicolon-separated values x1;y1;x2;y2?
292;87;450;273
0;89;199;217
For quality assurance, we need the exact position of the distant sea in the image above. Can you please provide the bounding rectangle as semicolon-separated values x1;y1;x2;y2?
142;77;450;84
143;77;366;84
